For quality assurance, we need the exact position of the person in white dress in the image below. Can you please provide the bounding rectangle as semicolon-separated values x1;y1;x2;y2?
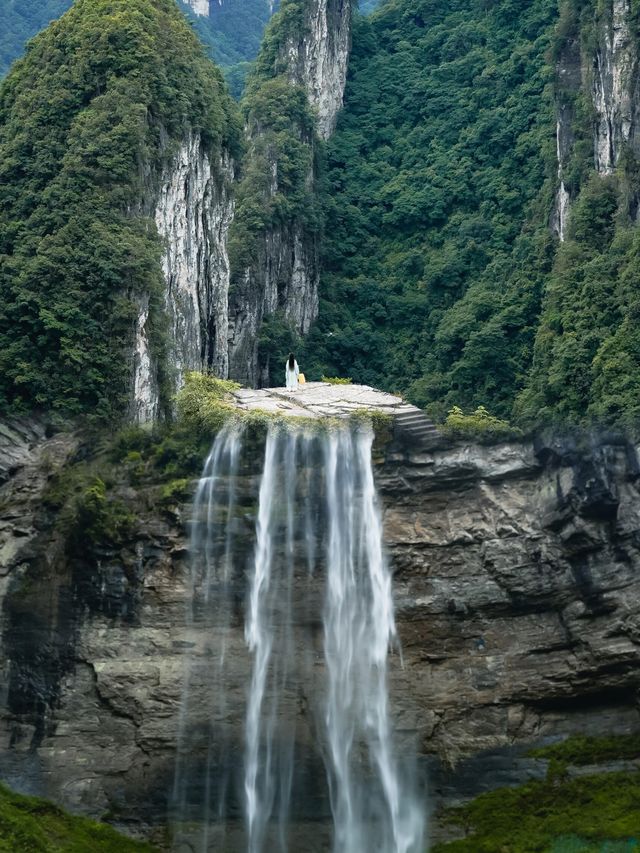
285;353;300;390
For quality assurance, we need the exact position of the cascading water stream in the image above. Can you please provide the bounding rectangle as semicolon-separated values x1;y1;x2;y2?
172;421;424;853
172;422;245;853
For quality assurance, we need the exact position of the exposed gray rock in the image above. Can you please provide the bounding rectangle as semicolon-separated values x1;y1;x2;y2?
228;225;320;386
132;133;235;422
591;0;639;174
184;0;209;15
0;422;77;580
552;0;640;234
283;0;353;140
227;0;353;387
1;425;640;848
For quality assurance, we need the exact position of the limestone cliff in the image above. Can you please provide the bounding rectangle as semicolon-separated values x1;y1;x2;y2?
132;135;236;425
185;0;210;16
591;0;638;175
552;0;640;238
281;0;353;140
182;0;281;24
227;0;353;386
1;419;640;845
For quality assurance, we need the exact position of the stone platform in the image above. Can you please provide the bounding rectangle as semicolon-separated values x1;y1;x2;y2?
231;382;441;445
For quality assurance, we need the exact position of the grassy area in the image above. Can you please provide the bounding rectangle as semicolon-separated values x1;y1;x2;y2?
433;770;640;853
551;839;638;853
0;782;157;852
530;735;640;767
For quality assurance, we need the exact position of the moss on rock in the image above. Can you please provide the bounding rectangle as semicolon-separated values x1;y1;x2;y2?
0;782;157;852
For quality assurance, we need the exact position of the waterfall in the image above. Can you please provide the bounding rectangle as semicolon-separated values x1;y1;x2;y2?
172;421;425;852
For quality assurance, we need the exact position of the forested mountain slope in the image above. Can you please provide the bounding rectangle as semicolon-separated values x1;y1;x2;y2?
0;0;71;77
0;0;278;80
0;0;240;419
305;0;640;428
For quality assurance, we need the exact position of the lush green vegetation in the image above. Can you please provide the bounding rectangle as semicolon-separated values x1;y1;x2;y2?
229;76;319;273
228;0;325;326
1;0;278;97
180;0;279;69
303;0;558;422
0;0;239;421
433;770;640;853
443;405;523;442
302;0;640;430
43;463;137;552
175;371;242;433
321;376;352;384
0;781;157;852
0;0;73;77
517;177;640;428
530;734;640;767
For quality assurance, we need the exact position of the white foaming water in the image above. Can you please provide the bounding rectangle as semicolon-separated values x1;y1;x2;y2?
323;427;423;853
172;422;244;853
173;422;425;852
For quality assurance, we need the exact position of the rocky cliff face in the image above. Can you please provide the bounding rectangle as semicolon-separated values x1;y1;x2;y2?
1;423;640;846
227;0;353;386
591;0;638;175
283;0;353;140
228;221;320;386
185;0;210;16
132;133;235;423
552;0;640;237
552;30;581;241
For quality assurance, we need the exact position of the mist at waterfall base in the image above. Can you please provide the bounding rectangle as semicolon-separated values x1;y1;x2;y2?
170;421;425;853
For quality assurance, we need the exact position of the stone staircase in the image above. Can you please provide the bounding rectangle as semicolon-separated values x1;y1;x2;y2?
393;405;442;448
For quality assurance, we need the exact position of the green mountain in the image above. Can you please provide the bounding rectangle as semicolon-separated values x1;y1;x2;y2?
2;0;640;430
180;0;278;67
0;0;72;78
0;0;279;82
302;0;557;420
0;0;239;419
302;0;640;429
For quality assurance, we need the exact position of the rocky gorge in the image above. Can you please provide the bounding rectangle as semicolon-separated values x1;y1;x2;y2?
1;389;640;848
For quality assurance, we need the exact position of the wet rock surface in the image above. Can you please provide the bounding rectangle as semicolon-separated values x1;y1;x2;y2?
1;422;639;847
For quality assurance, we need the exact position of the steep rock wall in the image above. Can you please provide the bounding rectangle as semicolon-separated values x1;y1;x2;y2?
591;0;638;174
132;133;235;422
284;0;352;140
185;0;210;16
552;32;581;240
1;426;640;845
227;0;353;386
552;0;640;236
229;225;319;385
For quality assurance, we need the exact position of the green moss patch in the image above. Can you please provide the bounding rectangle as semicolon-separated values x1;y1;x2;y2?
433;771;640;853
0;782;157;852
530;735;640;767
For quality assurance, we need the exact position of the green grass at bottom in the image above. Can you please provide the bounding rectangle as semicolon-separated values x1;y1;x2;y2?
551;839;638;853
433;771;640;853
0;782;157;852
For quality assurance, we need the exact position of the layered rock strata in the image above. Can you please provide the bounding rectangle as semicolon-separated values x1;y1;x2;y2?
1;417;640;845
